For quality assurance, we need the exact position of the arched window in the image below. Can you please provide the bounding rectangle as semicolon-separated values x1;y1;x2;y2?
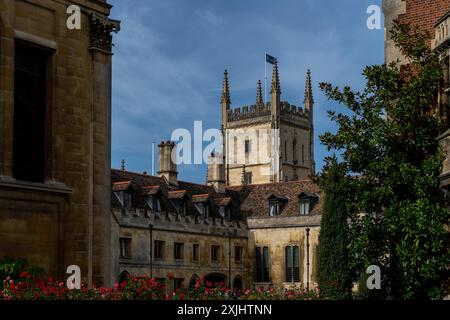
233;276;243;291
284;140;288;162
189;274;200;288
233;136;238;164
302;144;305;163
293;140;297;162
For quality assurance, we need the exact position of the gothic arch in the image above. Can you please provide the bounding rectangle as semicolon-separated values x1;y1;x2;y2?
118;270;131;284
189;274;200;288
232;275;243;291
205;273;226;287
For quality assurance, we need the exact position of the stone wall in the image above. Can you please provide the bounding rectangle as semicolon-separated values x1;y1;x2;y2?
0;0;118;286
247;215;320;288
383;0;450;64
112;209;250;290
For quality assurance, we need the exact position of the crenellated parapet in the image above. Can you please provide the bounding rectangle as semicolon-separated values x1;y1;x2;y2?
227;101;309;123
112;207;248;236
280;101;308;117
227;103;271;122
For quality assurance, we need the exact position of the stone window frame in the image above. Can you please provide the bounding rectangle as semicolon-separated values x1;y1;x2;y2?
174;242;184;261
192;243;200;262
285;245;300;283
234;246;244;264
154;240;165;261
211;245;221;263
119;237;131;259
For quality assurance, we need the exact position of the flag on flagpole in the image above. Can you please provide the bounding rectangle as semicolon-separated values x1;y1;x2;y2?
265;53;277;65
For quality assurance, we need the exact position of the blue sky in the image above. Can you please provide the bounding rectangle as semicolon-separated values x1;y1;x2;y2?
109;0;384;183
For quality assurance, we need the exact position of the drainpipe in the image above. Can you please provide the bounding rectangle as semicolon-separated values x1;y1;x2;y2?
228;231;232;288
149;223;153;278
306;227;310;291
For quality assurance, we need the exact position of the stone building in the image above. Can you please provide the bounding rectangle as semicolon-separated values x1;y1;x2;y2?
112;141;321;290
0;0;119;286
111;142;250;291
221;65;315;186
383;0;450;190
231;180;321;290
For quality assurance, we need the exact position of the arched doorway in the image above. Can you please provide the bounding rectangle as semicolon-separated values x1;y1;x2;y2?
205;273;226;287
189;274;200;288
233;276;243;291
118;271;130;284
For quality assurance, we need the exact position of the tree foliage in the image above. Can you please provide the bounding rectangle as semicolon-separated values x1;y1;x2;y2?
317;157;352;299
319;21;450;299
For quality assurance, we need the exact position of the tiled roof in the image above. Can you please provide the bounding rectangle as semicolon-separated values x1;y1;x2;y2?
112;180;132;191
191;194;210;203
142;185;160;195
214;197;231;206
111;169;243;220
111;169;322;220
168;190;187;199
299;191;319;199
228;179;322;218
268;194;289;201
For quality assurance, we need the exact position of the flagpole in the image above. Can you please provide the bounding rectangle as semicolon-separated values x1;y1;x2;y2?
264;51;267;106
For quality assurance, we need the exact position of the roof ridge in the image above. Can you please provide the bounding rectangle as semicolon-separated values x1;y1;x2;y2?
226;178;315;189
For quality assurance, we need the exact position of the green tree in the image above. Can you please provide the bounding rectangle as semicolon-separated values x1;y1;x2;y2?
319;21;450;300
317;157;352;299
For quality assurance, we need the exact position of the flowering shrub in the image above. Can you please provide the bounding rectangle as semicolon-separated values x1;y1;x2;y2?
0;257;321;300
0;272;321;300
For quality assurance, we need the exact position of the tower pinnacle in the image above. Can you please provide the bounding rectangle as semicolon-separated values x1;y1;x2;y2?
304;69;314;108
270;61;281;94
221;69;231;105
256;80;263;107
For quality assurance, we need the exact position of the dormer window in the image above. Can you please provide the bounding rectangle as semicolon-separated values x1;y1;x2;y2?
175;199;187;215
218;205;231;220
269;202;280;216
195;202;209;217
123;191;132;209
113;181;132;209
299;199;310;215
142;185;162;213
268;195;289;217
147;195;161;213
215;197;232;221
192;194;210;217
168;190;188;216
298;192;319;215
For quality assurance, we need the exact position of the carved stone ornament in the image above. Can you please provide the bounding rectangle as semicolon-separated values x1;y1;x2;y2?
89;13;120;53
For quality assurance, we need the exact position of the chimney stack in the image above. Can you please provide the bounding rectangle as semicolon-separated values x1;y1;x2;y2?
158;141;178;185
207;152;226;193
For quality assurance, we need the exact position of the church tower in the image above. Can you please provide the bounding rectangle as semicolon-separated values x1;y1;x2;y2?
221;64;315;186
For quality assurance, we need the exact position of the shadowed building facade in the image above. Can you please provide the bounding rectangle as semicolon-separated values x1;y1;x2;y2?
383;0;450;296
0;0;119;286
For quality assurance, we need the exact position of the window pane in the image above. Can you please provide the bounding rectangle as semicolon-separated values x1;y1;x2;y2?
256;247;262;282
13;43;49;182
263;247;269;282
285;246;292;282
293;246;300;282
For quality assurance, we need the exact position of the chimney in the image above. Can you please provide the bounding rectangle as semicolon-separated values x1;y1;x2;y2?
207;152;226;193
157;141;178;185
